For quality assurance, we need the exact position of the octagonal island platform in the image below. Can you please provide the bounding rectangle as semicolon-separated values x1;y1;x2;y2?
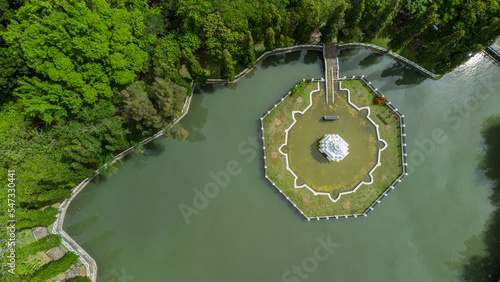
261;78;405;219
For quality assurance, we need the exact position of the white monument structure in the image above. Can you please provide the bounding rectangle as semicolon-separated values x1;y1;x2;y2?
318;134;349;162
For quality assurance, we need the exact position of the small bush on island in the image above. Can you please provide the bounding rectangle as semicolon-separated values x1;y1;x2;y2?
374;95;387;104
291;81;306;95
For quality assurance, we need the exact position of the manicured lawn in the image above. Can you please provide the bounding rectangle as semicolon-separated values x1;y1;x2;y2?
17;229;36;248
263;80;403;217
285;83;380;199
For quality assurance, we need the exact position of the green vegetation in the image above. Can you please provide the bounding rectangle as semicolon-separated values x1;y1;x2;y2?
29;251;79;282
320;1;348;44
265;27;276;50
290;81;306;95
0;0;498;279
17;234;61;261
220;49;235;81
16;207;58;231
263;80;402;217
0;1;191;280
338;0;500;74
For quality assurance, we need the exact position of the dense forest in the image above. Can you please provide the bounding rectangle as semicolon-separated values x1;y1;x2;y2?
0;0;499;280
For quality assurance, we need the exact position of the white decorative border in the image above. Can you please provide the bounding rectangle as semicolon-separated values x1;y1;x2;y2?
277;80;388;203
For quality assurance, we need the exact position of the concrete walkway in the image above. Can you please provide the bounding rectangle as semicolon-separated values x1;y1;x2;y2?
324;41;338;105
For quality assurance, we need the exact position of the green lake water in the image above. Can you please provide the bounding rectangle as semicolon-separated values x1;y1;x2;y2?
64;50;500;281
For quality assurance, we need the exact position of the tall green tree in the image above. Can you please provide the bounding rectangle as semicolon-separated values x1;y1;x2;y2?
29;252;79;281
320;1;348;44
388;4;438;51
345;0;365;29
241;31;256;68
0;0;27;105
373;0;402;38
149;77;187;119
416;30;465;63
201;12;240;60
16;207;58;230
121;81;163;136
340;0;365;42
17;235;61;261
292;0;321;43
264;27;275;50
182;49;207;84
165;123;189;140
220;49;235;81
153;35;182;82
359;0;400;40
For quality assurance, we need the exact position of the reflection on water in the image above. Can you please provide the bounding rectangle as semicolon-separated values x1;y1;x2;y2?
284;51;301;64
381;62;426;85
359;53;383;69
338;48;361;63
261;51;322;70
181;92;208;143
304;51;320;65
459;116;500;281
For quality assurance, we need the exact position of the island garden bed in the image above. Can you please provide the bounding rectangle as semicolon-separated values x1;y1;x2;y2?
262;80;403;218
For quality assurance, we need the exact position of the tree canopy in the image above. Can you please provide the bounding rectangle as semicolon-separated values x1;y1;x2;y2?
3;0;149;124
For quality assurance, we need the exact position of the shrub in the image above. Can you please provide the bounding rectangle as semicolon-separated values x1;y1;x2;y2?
291;81;306;95
374;95;387;104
